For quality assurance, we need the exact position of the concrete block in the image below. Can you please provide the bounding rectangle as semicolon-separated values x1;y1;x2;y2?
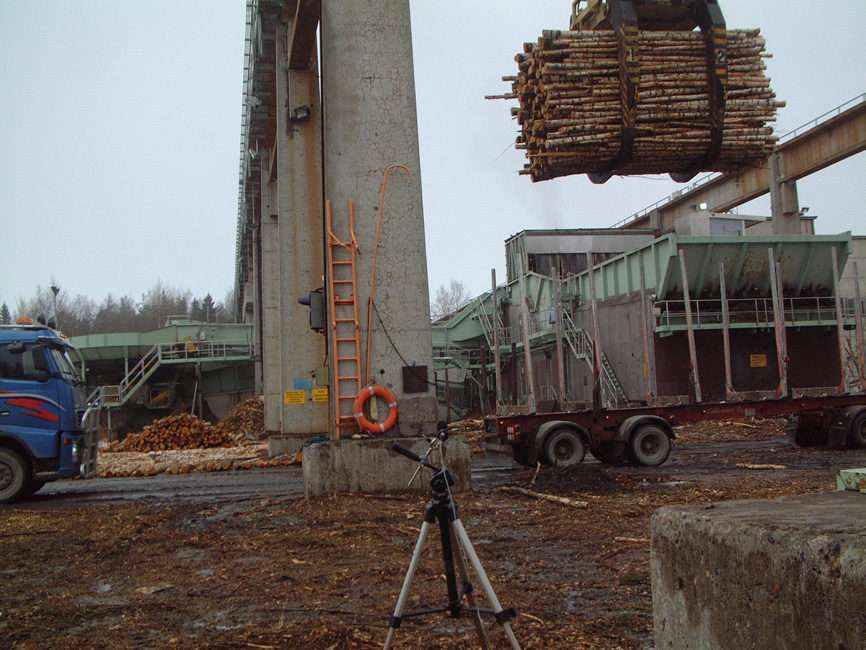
303;436;471;498
651;492;866;650
267;434;309;458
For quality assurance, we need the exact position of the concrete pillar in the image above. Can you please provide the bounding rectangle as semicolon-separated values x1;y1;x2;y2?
260;154;282;434
274;19;328;435
321;0;437;436
251;214;263;397
769;152;801;235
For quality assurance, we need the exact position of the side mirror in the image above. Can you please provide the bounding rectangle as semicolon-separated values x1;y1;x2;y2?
31;346;49;372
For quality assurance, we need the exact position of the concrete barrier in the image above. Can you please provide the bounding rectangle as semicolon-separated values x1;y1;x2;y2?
267;434;308;458
651;491;866;650
303;436;471;498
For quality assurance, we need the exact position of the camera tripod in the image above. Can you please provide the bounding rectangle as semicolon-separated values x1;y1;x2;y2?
383;433;521;650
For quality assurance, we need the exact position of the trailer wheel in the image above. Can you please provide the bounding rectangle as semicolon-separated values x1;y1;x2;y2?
590;442;626;465
0;448;31;504
788;414;828;447
849;412;866;449
626;425;671;467
541;428;585;467
512;443;536;468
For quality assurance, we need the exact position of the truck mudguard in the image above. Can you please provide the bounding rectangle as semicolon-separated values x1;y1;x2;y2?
615;415;675;443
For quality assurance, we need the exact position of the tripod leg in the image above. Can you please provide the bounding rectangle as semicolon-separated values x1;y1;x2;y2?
383;520;433;650
452;519;522;650
448;524;492;650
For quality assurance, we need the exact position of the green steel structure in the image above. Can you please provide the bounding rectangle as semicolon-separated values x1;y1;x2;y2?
70;318;255;437
433;229;862;416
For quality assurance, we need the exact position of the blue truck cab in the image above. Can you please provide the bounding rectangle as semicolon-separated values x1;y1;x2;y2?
0;324;98;503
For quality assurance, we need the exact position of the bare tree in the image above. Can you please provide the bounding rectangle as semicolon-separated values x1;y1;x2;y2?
431;279;471;320
138;280;191;330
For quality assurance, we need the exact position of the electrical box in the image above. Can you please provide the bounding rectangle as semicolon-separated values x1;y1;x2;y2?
298;288;325;333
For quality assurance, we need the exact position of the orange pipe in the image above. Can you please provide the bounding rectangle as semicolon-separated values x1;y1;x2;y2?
365;164;412;384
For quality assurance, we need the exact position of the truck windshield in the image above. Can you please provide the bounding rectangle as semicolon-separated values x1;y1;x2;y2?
49;346;82;385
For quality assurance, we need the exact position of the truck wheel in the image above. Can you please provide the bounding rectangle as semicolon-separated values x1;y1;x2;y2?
27;480;46;496
541;428;585;467
512;444;536;468
848;413;866;449
626;425;671;467
0;449;31;504
788;414;828;447
590;442;627;464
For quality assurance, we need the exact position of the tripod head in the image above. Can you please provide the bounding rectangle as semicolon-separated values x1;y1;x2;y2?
391;428;455;497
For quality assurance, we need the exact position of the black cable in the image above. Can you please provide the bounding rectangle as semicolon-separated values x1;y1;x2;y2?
370;300;438;387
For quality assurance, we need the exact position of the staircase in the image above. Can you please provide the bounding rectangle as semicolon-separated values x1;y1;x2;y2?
477;292;511;350
87;339;254;409
561;311;630;408
326;199;363;437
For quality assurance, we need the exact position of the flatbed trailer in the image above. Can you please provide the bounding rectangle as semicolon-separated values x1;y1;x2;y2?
485;395;866;468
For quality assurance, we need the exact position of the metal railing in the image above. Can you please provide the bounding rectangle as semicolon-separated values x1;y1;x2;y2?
609;94;866;230
88;340;255;408
655;296;863;329
561;311;629;408
778;93;865;143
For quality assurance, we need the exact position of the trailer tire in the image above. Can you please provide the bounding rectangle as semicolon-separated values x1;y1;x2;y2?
848;412;866;449
541;428;586;467
0;448;31;504
512;443;537;468
626;424;671;467
788;414;829;447
590;442;627;465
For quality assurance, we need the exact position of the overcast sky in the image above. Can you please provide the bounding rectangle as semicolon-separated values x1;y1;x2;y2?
1;1;865;311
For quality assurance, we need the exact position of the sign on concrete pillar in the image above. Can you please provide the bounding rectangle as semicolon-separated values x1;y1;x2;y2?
321;0;437;435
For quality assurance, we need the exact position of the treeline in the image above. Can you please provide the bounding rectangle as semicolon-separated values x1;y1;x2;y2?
0;280;235;336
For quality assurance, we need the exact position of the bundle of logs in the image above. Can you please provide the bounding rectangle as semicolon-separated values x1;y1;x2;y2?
218;396;265;438
108;413;233;453
492;29;783;181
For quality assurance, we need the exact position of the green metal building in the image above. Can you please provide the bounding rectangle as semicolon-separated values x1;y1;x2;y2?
70;317;255;438
433;222;865;418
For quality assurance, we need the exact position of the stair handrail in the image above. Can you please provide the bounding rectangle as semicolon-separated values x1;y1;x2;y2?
92;339;255;408
561;311;629;408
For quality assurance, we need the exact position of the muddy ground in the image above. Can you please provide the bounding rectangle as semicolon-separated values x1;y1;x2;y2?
2;419;864;650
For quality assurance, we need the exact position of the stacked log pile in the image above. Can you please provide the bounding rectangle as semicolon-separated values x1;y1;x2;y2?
97;443;293;478
98;399;281;477
219;396;265;439
494;29;782;181
108;413;232;453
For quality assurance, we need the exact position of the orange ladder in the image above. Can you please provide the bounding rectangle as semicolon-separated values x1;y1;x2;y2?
326;199;363;437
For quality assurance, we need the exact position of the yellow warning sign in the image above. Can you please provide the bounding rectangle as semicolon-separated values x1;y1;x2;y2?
312;388;329;402
284;390;306;405
750;354;767;368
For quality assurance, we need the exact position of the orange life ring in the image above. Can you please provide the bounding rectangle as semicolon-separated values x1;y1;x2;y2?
353;385;398;434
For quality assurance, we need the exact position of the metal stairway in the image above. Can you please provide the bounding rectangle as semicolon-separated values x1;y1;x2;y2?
477;292;511;350
87;339;255;408
561;311;630;408
326;199;363;437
